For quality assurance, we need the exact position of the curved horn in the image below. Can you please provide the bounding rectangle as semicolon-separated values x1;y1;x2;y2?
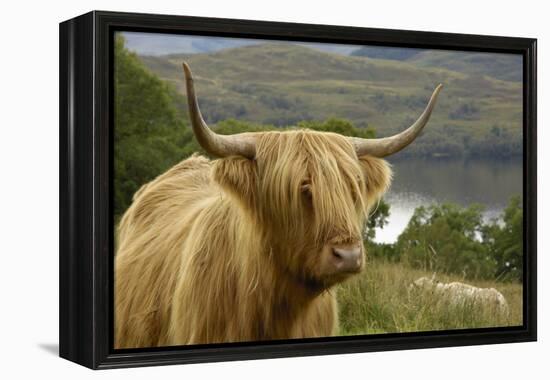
182;62;257;158
351;84;443;157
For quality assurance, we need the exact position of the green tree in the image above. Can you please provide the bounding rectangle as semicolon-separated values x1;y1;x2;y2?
114;35;190;220
363;199;397;261
364;199;390;241
483;196;523;281
395;203;495;279
297;118;376;139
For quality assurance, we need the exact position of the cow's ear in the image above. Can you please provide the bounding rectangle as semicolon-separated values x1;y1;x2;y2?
212;156;257;206
357;155;392;206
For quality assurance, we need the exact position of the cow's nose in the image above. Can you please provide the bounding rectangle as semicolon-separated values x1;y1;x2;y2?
331;244;363;272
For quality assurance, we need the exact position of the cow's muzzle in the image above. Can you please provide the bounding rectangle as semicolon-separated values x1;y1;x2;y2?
329;243;363;273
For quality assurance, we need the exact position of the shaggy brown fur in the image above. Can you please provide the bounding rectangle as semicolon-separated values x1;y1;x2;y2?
115;130;392;348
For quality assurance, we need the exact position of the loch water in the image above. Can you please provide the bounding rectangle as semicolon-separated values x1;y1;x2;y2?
374;157;523;243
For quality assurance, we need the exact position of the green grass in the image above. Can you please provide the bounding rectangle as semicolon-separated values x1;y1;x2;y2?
337;258;522;336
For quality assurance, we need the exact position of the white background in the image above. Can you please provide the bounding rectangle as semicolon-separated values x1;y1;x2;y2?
0;0;547;378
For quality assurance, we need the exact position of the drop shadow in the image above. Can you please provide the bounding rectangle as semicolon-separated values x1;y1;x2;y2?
38;343;59;356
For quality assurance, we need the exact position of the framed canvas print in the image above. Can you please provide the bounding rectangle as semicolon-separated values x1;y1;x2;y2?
59;11;537;369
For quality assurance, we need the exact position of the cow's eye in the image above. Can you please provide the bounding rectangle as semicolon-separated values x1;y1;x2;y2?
301;181;312;200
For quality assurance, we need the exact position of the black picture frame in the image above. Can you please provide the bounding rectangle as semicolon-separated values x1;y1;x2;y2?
59;10;537;369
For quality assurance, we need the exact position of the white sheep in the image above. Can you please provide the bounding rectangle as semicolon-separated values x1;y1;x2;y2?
409;276;510;317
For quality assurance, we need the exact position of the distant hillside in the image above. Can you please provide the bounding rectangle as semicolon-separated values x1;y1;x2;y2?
408;50;522;82
351;46;424;60
351;46;522;83
136;42;522;158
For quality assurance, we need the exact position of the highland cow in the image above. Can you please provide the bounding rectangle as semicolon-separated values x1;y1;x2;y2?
114;62;442;348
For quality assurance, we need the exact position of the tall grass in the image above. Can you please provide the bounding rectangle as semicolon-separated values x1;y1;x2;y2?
337;258;522;336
